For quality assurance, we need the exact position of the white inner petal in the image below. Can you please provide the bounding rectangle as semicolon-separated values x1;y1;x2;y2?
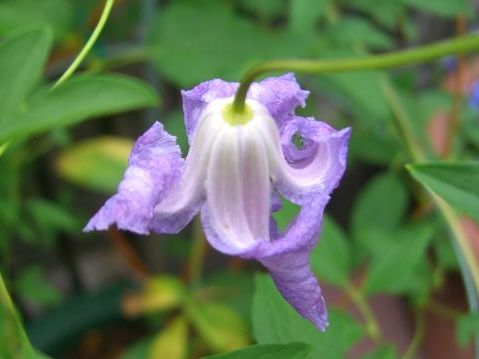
205;117;271;252
154;102;223;216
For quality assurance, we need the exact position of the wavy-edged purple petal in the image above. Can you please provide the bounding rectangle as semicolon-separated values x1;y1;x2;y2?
152;106;222;233
260;250;328;331
202;123;271;256
84;122;183;234
249;73;309;126
181;79;238;143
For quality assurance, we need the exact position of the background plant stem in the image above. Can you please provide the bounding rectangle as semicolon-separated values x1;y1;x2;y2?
52;0;116;89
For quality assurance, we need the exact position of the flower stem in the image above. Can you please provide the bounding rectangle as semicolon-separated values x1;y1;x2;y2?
187;217;207;286
51;0;115;90
401;310;425;359
232;33;479;112
345;283;382;343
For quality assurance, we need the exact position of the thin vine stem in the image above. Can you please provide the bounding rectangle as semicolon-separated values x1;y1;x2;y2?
52;0;115;89
345;283;382;343
232;33;479;112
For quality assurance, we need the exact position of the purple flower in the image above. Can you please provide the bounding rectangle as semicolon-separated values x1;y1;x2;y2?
469;81;479;111
85;74;350;331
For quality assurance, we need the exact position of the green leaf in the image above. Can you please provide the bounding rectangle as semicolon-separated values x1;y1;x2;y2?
120;338;152;359
149;316;187;359
272;197;300;232
456;313;479;347
204;343;311;359
27;198;79;246
55;136;133;194
364;223;434;295
253;274;363;359
0;74;158;143
150;2;309;87
187;301;249;353
407;162;479;222
0;0;72;39
289;0;331;35
123;276;186;316
352;172;408;238
239;0;286;20
322;70;390;121
326;18;394;49
0;28;52;121
0;273;51;359
400;0;473;18
311;216;352;286
359;345;398;359
14;266;62;307
341;0;405;29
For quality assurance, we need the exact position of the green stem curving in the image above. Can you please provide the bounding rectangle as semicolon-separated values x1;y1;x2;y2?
232;33;479;112
52;0;115;89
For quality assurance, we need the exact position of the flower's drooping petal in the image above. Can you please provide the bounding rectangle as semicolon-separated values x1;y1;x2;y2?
260;250;328;331
202;123;271;256
84;122;183;234
258;114;351;204
152;107;222;233
181;80;238;143
249;73;309;126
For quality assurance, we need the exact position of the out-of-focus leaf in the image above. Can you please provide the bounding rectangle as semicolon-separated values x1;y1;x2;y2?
123;276;186;317
359;345;398;359
187;301;249;353
120;338;152;359
203;271;254;325
240;0;286;20
407;162;479;222
349;127;397;165
434;236;458;270
456;313;479;347
204;343;311;359
253;274;363;359
311;216;352;286
149;316;187;359
0;0;72;39
364;223;434;295
163;109;188;155
0;273;51;359
55;136;133;194
400;0;473;18
341;0;405;29
0;142;9;157
326;18;393;49
28;283;129;353
323;70;389;121
27;198;79;245
352;172;408;238
14;266;62;307
0;74;158;143
272;197;300;232
289;0;331;35
0;28;52;120
150;2;309;87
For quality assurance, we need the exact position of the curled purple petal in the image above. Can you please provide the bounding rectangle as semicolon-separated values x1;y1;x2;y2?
84;122;184;234
260;250;328;331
